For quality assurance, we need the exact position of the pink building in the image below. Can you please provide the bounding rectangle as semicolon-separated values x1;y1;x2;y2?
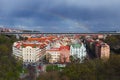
95;43;101;58
59;46;70;63
46;46;70;63
95;43;110;59
101;43;110;59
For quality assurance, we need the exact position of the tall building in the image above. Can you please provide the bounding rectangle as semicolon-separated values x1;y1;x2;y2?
95;43;110;59
13;41;46;64
22;43;46;63
101;43;110;59
13;41;22;60
46;46;70;63
70;43;87;62
59;46;70;63
46;48;60;63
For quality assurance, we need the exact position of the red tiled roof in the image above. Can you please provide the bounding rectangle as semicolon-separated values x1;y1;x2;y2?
15;43;21;48
47;48;60;51
59;46;70;50
96;43;101;47
22;43;39;48
27;37;54;42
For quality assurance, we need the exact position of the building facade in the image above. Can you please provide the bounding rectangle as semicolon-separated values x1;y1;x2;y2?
46;48;60;63
13;41;46;64
22;46;42;63
13;42;22;60
70;43;87;62
46;46;70;63
95;43;110;59
59;46;70;63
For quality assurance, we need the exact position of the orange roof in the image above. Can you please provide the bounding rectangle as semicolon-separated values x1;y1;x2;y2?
22;43;39;48
47;48;60;51
27;37;54;42
22;43;46;48
28;38;45;41
59;46;70;50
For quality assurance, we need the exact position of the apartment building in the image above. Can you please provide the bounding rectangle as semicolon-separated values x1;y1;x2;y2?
46;48;60;63
22;43;46;63
59;46;70;63
13;41;46;64
13;41;22;60
70;43;87;62
95;42;110;59
46;46;70;63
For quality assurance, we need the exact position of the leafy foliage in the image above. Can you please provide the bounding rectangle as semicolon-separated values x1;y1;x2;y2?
0;34;22;80
104;35;120;53
46;65;62;72
37;55;120;80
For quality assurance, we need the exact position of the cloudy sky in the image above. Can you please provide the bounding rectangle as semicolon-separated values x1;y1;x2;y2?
0;0;120;32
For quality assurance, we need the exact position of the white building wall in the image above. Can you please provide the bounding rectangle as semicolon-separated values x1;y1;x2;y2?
13;43;46;64
70;43;87;61
22;46;42;63
12;42;22;59
12;47;22;59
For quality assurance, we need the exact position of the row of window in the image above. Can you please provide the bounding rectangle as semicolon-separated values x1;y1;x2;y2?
24;59;36;62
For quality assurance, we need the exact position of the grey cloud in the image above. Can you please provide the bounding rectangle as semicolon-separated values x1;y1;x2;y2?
0;0;120;32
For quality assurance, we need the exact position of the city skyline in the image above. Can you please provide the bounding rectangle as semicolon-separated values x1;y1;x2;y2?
0;0;120;32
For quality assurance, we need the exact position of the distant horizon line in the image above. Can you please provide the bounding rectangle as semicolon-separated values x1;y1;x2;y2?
1;32;120;35
0;26;119;33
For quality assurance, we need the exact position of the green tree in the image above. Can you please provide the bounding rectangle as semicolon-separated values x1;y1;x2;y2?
0;34;22;80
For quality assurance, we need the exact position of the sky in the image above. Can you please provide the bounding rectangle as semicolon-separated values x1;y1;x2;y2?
0;0;120;32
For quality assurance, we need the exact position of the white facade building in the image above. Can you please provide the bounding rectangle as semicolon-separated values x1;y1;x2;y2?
70;43;87;62
13;42;22;59
12;41;46;64
22;46;41;63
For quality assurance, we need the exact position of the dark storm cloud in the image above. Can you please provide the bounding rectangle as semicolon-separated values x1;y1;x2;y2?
0;0;120;32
